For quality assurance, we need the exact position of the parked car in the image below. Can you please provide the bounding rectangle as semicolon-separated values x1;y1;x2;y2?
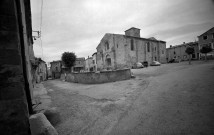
150;61;161;66
132;62;144;69
168;58;179;63
141;61;148;67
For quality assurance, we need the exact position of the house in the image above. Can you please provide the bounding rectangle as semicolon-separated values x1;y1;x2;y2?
92;52;97;72
166;42;199;62
34;58;47;83
73;57;85;72
85;57;93;72
96;27;166;70
198;27;214;59
50;60;62;79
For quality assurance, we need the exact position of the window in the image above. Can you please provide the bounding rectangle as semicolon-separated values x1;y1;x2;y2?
203;35;207;40
131;39;134;51
174;51;176;55
162;50;164;54
105;41;109;50
107;58;111;66
154;47;156;52
106;55;111;66
212;33;214;39
147;42;150;52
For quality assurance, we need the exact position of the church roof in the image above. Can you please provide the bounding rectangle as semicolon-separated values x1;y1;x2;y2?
125;27;141;32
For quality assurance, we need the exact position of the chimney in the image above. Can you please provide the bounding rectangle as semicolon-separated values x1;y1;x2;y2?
170;45;172;48
183;42;185;44
125;27;141;37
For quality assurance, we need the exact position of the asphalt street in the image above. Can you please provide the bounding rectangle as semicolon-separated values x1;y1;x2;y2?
42;60;214;135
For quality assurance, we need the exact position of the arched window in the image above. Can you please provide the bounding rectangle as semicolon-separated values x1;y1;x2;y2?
131;39;134;51
105;41;109;50
147;42;150;52
106;54;111;66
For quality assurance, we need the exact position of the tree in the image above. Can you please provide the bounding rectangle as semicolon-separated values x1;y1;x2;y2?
61;52;76;71
200;45;212;61
185;46;195;65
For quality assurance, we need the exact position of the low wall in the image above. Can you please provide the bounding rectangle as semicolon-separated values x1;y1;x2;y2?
61;68;131;84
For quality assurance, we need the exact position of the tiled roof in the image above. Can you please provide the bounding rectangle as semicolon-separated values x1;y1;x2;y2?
166;42;198;49
125;27;141;32
198;27;214;37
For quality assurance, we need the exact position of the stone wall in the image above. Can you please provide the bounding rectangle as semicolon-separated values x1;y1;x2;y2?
0;0;31;134
96;32;167;71
111;34;167;68
63;69;131;84
125;28;140;37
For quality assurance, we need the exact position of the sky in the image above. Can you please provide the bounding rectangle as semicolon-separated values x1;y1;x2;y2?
31;0;214;63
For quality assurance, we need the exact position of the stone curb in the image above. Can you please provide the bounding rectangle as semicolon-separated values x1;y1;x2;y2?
29;113;58;135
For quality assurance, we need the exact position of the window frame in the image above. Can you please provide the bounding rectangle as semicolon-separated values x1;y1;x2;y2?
105;41;109;50
147;42;150;52
203;35;208;40
131;39;134;51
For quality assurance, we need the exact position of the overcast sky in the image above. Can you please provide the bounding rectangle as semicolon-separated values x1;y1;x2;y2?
31;0;214;62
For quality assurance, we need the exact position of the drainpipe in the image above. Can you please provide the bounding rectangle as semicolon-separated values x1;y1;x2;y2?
113;34;117;69
15;0;33;114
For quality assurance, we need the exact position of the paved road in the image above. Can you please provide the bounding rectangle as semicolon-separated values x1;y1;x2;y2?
43;61;214;135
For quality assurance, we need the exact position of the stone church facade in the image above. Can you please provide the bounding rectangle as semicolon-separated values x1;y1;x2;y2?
96;27;166;70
